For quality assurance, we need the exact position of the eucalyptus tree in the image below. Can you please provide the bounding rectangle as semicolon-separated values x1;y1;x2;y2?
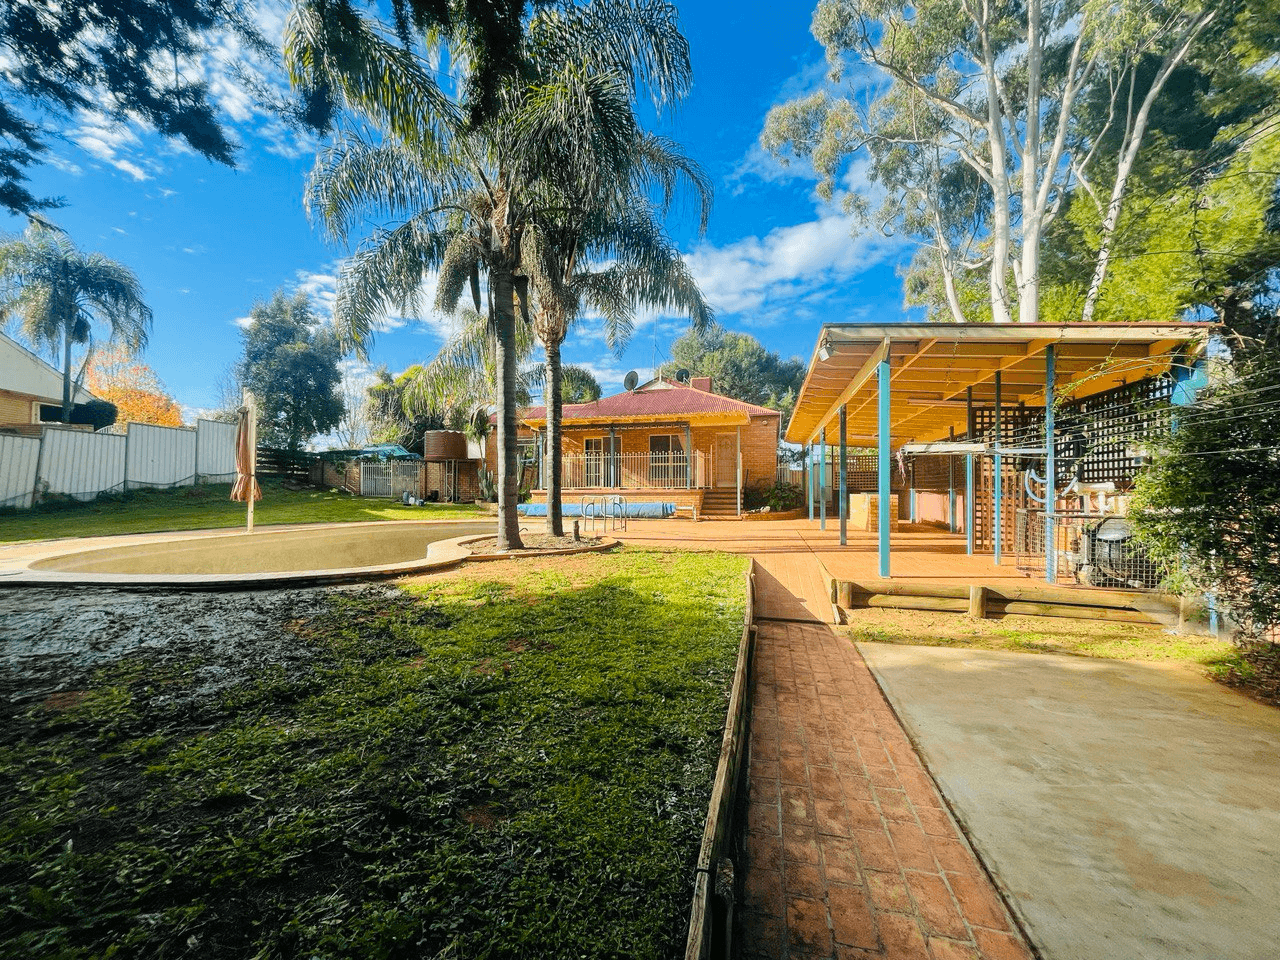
764;0;1223;324
287;0;704;549
0;219;152;421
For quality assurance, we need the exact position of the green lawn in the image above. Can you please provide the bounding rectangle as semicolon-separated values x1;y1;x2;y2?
0;481;487;542
0;550;747;959
843;607;1245;675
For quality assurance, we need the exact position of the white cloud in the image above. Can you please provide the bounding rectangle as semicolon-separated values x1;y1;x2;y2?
71;113;156;180
232;315;254;329
684;207;905;326
47;154;84;177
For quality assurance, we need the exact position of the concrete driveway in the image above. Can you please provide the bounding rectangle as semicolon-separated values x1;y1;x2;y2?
857;643;1280;960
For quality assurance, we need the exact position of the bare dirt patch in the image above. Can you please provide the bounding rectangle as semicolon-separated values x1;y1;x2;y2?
465;533;605;554
0;585;390;707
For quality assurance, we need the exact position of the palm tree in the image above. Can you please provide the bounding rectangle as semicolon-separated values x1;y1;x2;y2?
559;365;602;404
431;2;712;537
286;0;702;549
0;219;152;422
524;205;712;536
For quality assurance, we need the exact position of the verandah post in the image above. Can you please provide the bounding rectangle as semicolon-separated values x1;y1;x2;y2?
965;454;975;556
1045;344;1057;583
878;355;891;578
807;445;814;521
838;405;848;546
994;370;1003;565
819;429;827;530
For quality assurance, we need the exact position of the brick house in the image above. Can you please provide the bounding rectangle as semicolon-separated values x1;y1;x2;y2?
486;376;780;517
0;331;99;436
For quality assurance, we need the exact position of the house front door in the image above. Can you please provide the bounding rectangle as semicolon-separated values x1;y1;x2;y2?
714;434;736;488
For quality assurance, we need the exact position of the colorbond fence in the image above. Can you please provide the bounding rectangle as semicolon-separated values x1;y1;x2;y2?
0;419;238;509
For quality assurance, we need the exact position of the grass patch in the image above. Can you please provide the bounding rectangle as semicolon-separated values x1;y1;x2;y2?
844;607;1243;672
0;480;485;542
0;550;746;959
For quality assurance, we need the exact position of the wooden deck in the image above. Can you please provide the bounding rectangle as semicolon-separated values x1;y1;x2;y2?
612;518;1039;623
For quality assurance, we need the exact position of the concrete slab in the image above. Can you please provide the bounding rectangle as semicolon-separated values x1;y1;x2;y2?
857;643;1280;960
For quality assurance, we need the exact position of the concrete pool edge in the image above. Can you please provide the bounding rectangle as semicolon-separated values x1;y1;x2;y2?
0;523;621;590
0;521;478;590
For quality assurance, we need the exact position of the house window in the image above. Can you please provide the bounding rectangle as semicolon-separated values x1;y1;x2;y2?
649;434;687;487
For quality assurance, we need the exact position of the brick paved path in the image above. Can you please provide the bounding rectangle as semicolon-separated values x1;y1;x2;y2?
735;618;1033;960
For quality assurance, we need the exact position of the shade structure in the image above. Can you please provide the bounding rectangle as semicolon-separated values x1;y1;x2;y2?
785;321;1213;446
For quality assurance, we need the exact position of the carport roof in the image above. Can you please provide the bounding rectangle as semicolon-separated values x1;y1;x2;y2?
784;321;1214;446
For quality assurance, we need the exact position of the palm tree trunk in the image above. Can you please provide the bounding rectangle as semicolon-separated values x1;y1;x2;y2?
492;268;525;551
61;322;74;422
545;336;564;537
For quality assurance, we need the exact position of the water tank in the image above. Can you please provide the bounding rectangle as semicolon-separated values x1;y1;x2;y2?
421;430;468;461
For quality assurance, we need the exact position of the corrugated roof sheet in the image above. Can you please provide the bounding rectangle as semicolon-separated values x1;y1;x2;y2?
519;383;780;424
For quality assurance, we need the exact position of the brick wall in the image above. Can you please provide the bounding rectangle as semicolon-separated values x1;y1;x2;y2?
486;416;781;489
0;389;36;427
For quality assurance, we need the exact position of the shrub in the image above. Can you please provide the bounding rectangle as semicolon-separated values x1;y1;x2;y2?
744;481;803;512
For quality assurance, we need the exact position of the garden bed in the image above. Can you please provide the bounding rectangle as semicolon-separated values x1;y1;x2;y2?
0;550;747;958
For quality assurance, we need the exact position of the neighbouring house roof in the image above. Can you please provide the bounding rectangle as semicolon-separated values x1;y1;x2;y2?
518;382;780;429
786;321;1214;445
0;331;97;406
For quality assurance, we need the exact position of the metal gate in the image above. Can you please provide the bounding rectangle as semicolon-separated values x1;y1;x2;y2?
360;462;422;499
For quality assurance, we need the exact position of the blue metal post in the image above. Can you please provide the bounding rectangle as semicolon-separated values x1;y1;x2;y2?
819;429;827;530
838;406;848;546
993;370;1003;565
807;445;815;521
965;454;975;555
948;458;956;532
878;357;891;578
1044;344;1057;583
910;487;917;524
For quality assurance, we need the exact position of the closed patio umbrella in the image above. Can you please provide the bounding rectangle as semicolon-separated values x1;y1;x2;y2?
230;391;260;531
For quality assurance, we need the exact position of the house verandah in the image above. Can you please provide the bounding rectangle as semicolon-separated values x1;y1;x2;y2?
507;378;781;518
785;321;1215;600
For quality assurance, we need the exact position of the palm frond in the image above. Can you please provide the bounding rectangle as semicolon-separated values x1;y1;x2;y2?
285;0;462;158
306;130;467;244
332;213;452;357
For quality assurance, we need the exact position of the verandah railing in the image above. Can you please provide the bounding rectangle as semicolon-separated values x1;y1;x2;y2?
557;450;709;490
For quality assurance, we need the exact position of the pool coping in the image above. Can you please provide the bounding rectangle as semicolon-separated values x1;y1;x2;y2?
0;522;620;590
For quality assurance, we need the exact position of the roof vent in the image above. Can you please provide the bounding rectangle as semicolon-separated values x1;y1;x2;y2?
675;368;691;384
623;370;639;391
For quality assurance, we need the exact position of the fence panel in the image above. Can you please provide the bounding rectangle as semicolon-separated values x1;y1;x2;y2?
126;422;197;490
196;419;237;481
37;427;126;500
0;435;41;509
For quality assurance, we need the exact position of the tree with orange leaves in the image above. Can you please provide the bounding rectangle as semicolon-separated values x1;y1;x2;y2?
85;343;183;431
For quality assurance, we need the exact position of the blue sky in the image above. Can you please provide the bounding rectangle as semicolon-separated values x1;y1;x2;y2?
2;0;915;433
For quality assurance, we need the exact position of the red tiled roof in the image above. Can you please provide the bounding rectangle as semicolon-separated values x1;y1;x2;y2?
518;383;779;424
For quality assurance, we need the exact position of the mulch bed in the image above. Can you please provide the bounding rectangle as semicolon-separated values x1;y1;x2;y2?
466;534;605;554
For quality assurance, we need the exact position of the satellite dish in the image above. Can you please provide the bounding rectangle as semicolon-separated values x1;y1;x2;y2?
623;370;640;391
675;368;691;384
